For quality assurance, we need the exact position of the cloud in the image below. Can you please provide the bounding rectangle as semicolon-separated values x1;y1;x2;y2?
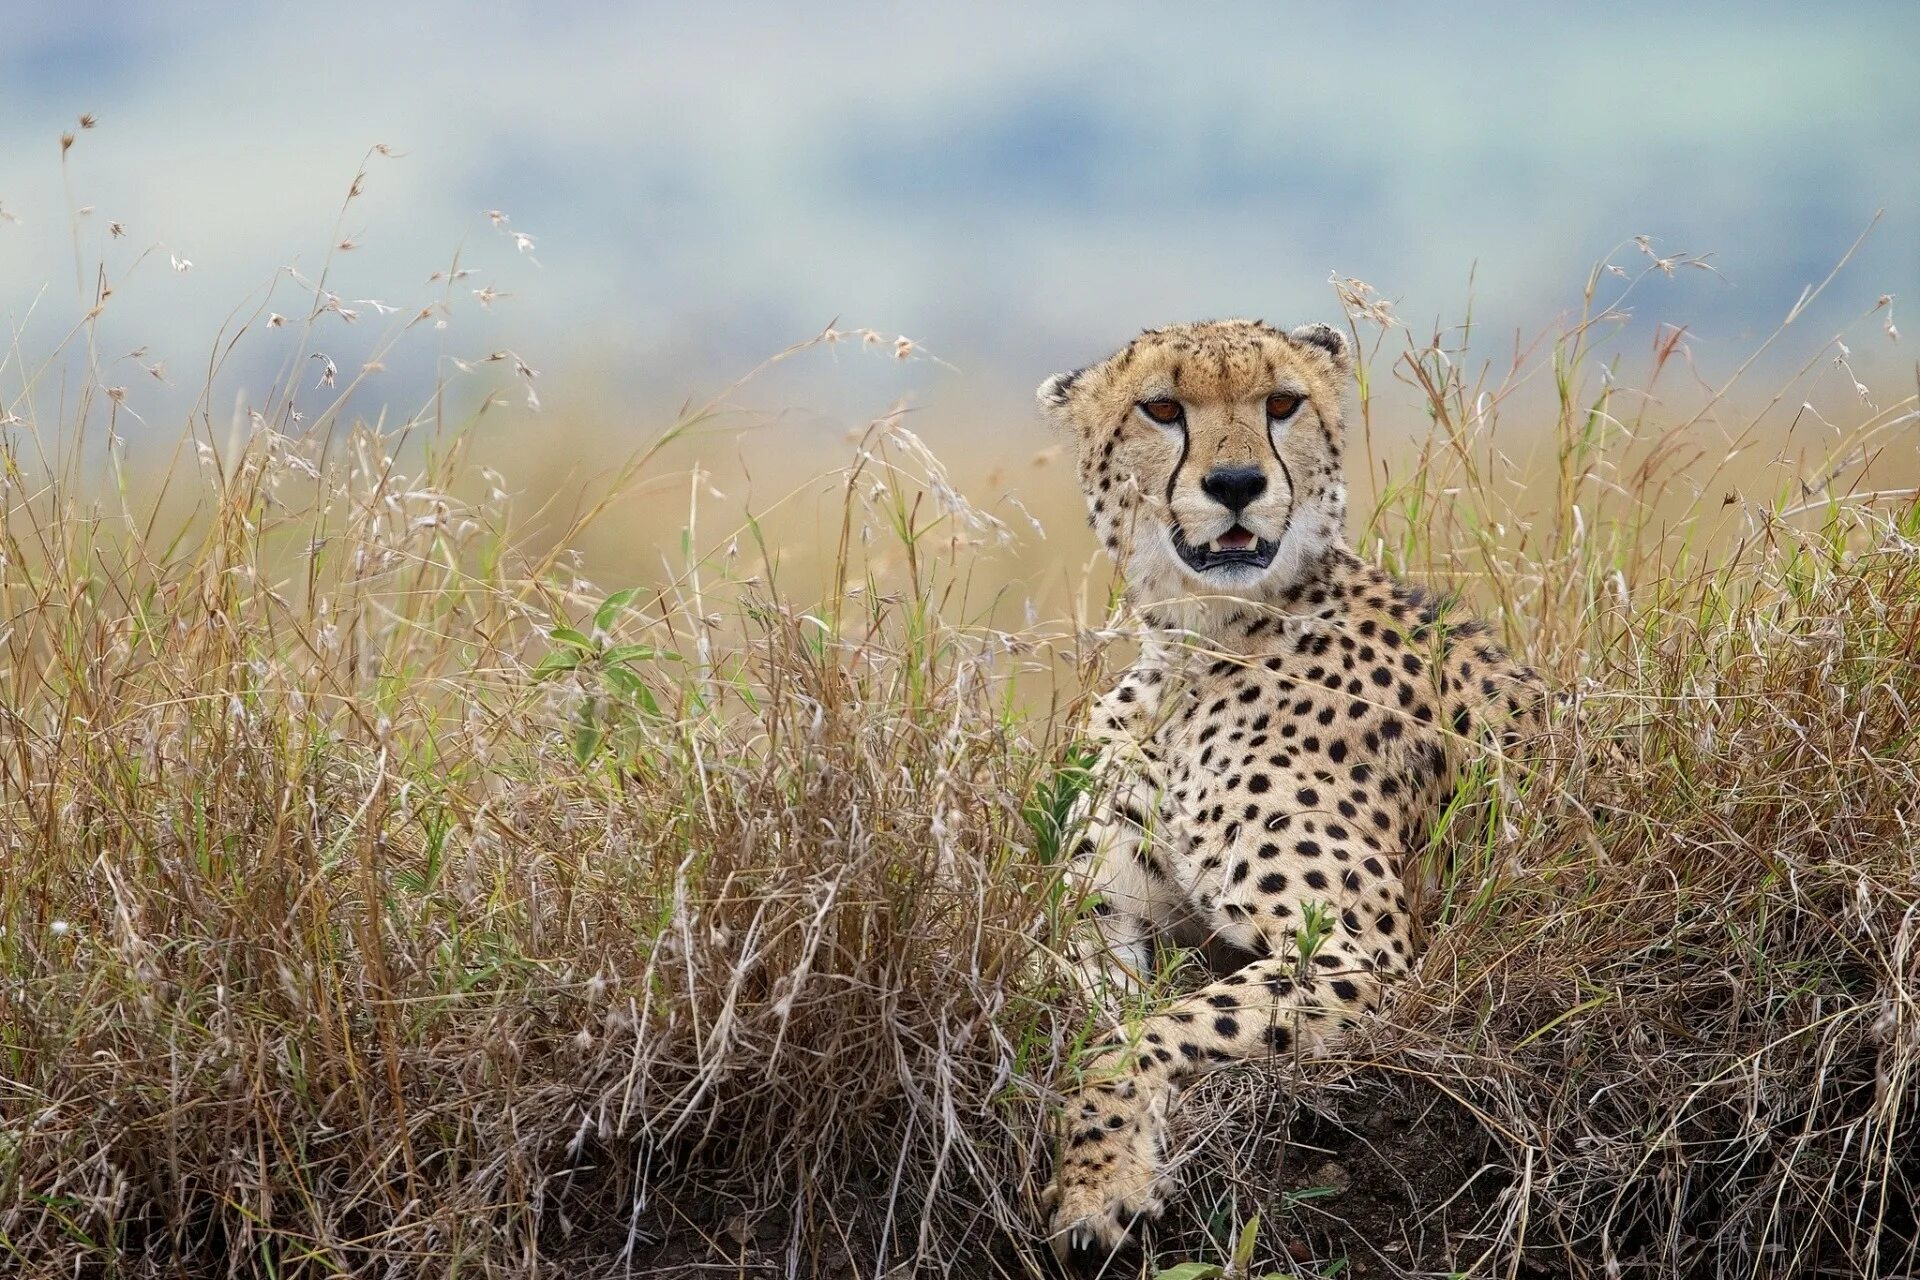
2;0;1914;435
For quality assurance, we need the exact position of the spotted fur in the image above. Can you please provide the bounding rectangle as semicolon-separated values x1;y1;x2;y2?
1035;320;1544;1261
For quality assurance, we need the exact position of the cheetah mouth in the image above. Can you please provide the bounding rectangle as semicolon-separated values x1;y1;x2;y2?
1170;523;1278;574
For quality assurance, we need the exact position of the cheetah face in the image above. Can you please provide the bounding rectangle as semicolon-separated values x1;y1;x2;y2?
1038;319;1353;609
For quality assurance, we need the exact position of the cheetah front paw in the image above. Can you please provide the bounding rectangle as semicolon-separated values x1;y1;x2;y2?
1044;1133;1170;1266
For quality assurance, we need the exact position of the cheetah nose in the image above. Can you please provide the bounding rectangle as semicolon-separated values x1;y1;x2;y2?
1200;466;1267;513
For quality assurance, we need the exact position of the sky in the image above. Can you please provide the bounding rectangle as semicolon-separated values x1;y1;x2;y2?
3;2;1917;451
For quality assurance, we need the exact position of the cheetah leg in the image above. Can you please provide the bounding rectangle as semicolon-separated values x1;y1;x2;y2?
1046;944;1384;1261
1065;815;1185;1001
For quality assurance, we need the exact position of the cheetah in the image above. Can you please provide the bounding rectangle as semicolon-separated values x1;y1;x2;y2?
1036;319;1543;1262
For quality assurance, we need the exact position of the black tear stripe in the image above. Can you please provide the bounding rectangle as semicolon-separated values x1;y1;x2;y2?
1164;415;1190;508
1268;431;1298;532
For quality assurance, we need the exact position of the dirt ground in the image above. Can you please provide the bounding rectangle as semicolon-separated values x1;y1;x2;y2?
549;1082;1542;1279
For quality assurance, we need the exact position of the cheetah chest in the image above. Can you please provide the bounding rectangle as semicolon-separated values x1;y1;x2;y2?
1120;641;1457;967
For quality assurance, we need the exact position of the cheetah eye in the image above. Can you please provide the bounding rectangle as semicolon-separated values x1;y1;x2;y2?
1137;399;1184;426
1266;394;1303;421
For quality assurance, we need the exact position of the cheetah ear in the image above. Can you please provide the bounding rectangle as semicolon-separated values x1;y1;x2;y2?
1288;322;1353;375
1035;368;1083;417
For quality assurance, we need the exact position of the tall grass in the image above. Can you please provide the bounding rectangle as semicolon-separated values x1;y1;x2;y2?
3;137;1917;1278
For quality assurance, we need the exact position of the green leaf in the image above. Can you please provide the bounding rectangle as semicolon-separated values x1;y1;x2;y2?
548;626;597;653
532;651;583;678
1153;1265;1222;1280
603;643;684;665
633;684;662;719
594;587;641;633
1232;1213;1261;1271
571;721;604;766
603;666;648;697
1023;742;1099;864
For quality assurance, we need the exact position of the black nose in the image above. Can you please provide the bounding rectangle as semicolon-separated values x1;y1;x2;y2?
1200;466;1267;512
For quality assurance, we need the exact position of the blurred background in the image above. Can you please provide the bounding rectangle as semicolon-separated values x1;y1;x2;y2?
4;1;1916;601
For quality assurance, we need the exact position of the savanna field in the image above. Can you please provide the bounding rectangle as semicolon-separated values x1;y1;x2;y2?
4;138;1920;1280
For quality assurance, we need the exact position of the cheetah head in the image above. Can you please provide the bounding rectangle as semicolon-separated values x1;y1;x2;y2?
1038;319;1353;613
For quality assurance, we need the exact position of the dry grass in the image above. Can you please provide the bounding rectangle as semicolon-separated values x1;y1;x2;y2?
3;139;1918;1279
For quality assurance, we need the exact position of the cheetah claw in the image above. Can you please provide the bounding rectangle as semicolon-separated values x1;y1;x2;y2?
1045;1173;1165;1267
